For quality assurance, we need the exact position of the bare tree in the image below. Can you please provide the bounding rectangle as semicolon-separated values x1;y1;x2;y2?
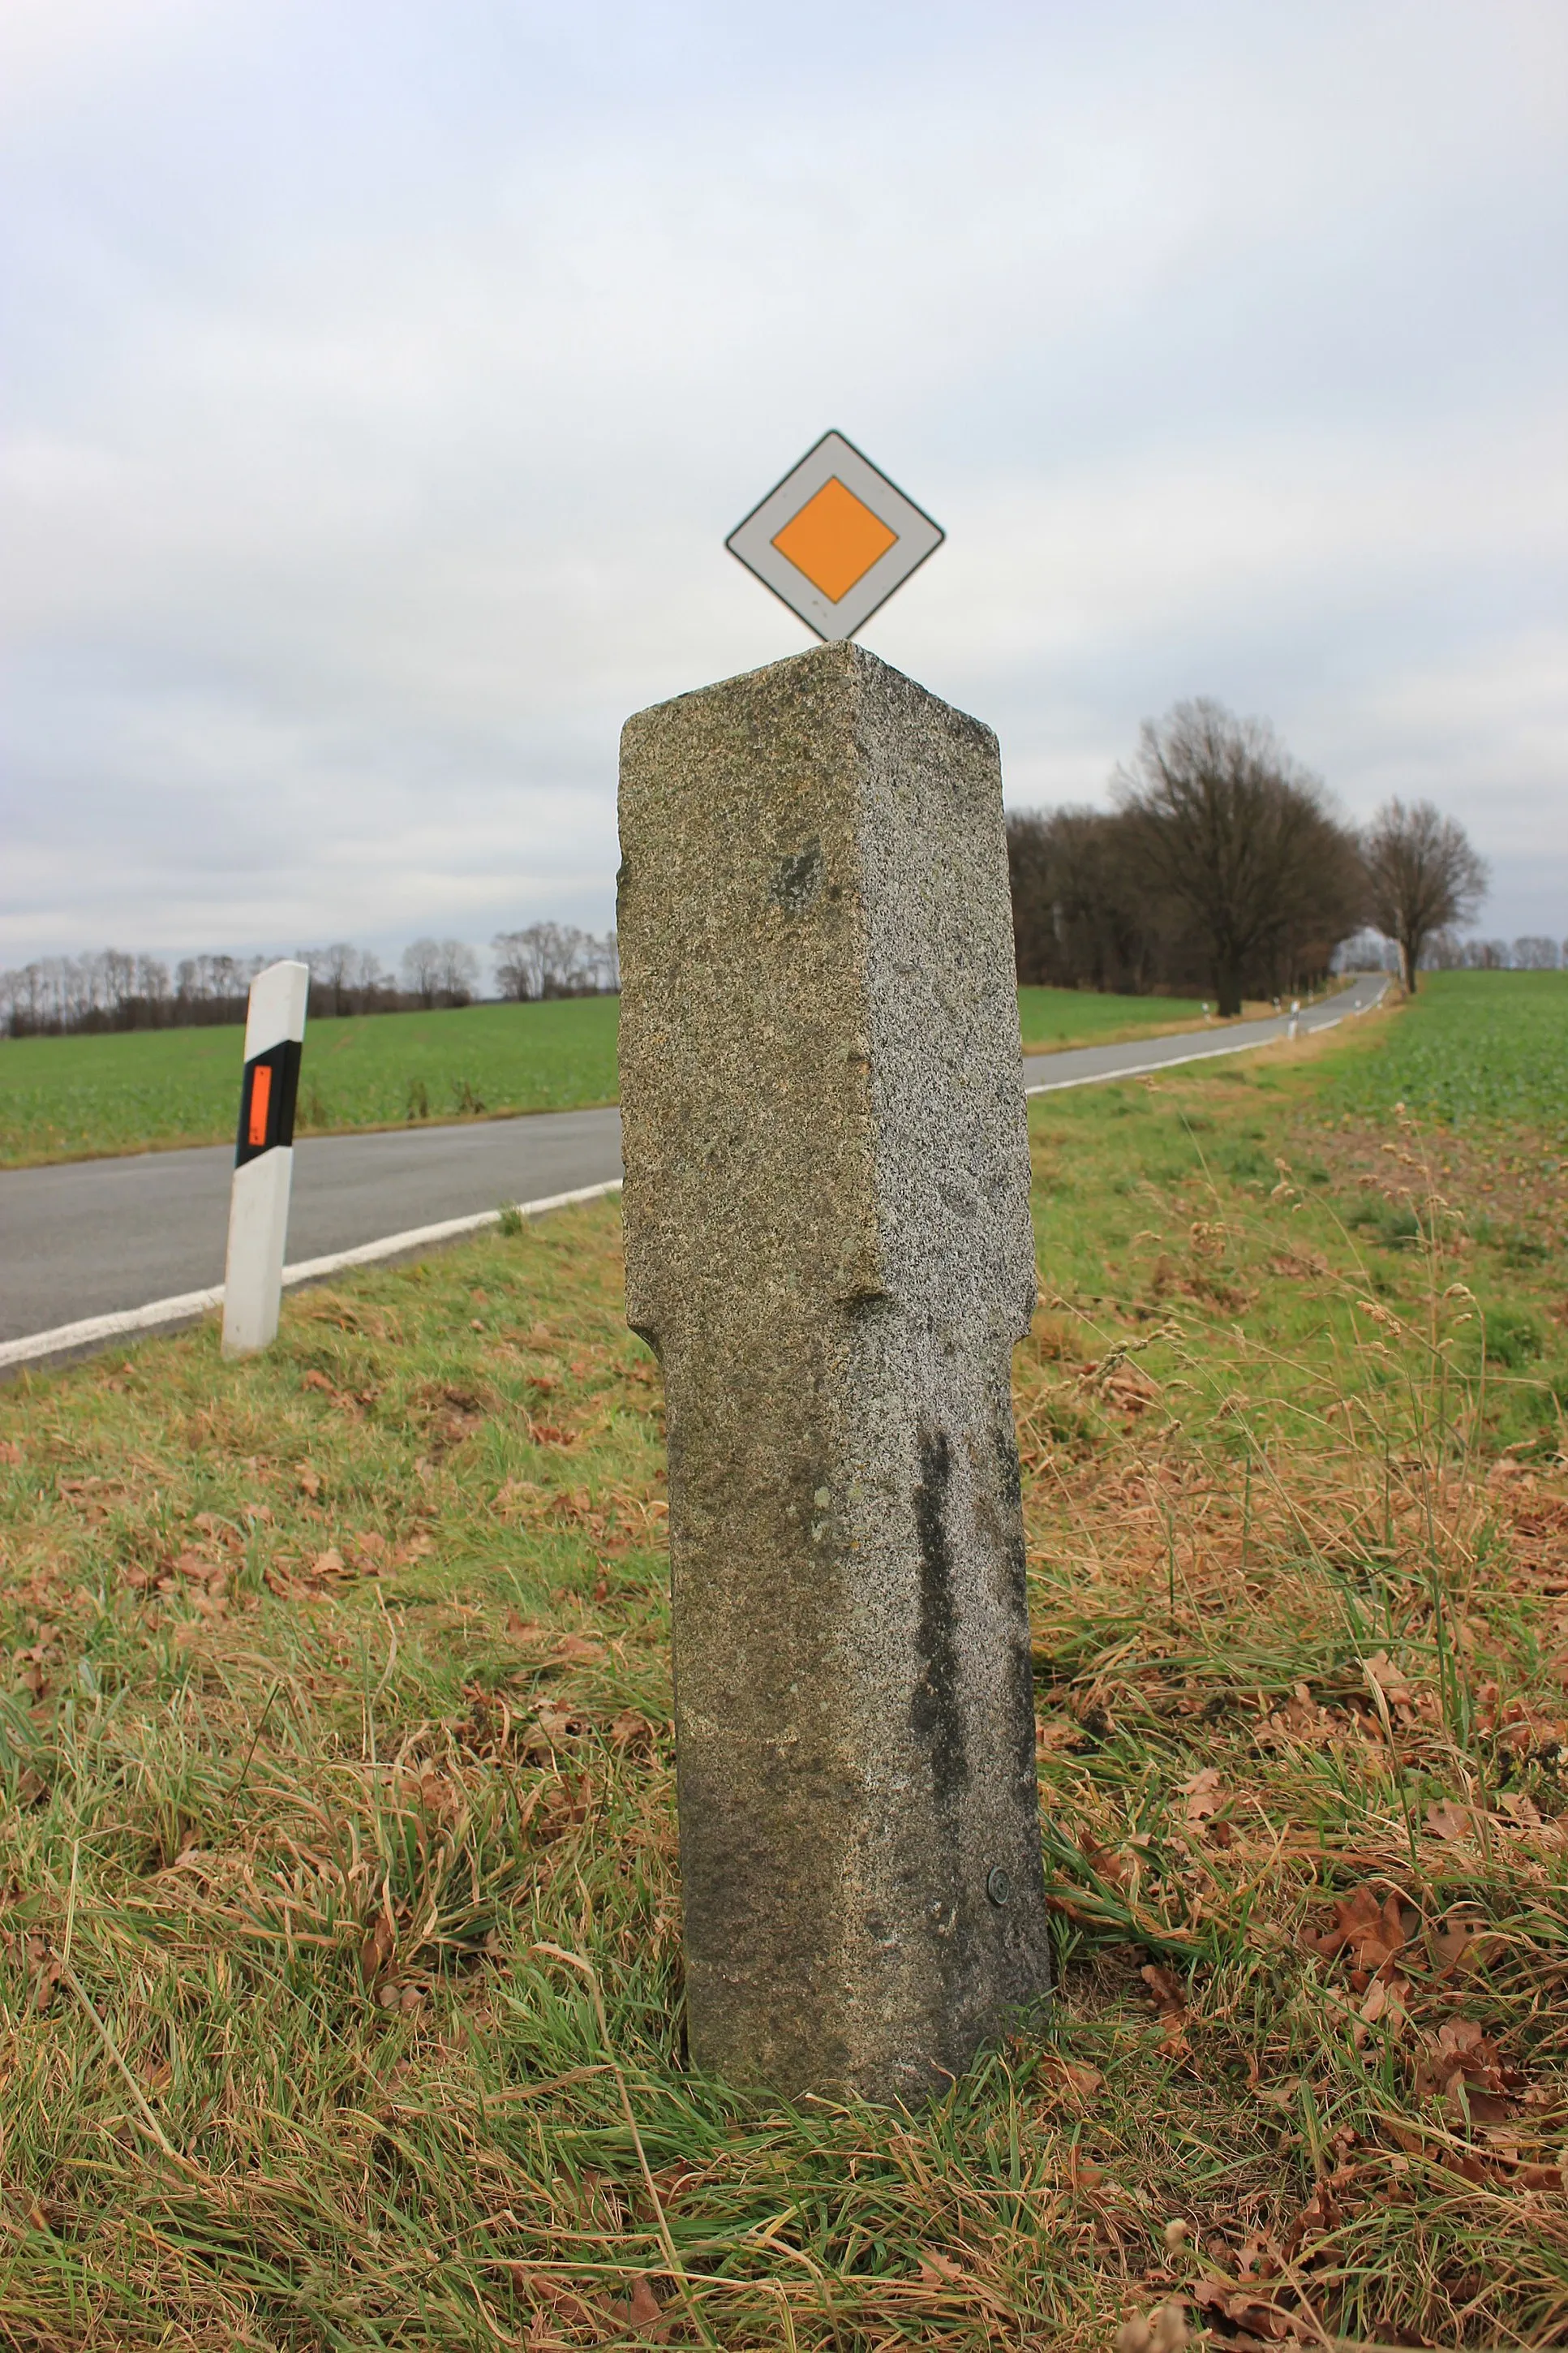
492;923;618;1000
1513;936;1560;970
1114;699;1362;1017
401;938;444;1009
1360;798;1488;993
435;940;479;1003
297;943;393;1017
1419;929;1465;971
492;928;539;1001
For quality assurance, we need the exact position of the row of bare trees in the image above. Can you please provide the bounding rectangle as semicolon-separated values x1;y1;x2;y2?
0;950;268;1036
491;925;620;1001
1;927;620;1037
1338;931;1568;974
1009;699;1494;1013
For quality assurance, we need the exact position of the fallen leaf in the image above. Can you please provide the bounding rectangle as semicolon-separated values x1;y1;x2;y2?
1299;1885;1408;1976
359;1911;396;1987
608;1709;655;1753
916;2249;965;2286
1180;1767;1226;1824
1358;1972;1411;2028
1361;1649;1414;1710
616;2276;666;2337
1141;1961;1190;2054
1079;1830;1132;1888
1428;1916;1482;1977
1425;1799;1474;1841
1042;2054;1103;2101
533;1701;588;1744
551;1632;606;1663
1193;2278;1308;2341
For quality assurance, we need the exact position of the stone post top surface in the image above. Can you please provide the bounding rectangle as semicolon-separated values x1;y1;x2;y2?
619;638;999;753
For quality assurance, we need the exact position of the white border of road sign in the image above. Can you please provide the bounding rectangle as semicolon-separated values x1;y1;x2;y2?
725;430;944;643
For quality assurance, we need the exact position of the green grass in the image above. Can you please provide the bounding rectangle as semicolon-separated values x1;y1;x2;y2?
1;989;1219;1169
0;997;621;1168
2;988;1567;2345
1327;969;1568;1140
1016;985;1208;1053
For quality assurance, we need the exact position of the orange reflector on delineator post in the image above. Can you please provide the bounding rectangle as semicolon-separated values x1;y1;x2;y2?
247;1062;273;1149
727;430;943;643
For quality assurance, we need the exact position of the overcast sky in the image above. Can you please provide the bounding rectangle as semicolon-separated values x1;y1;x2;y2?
2;0;1565;972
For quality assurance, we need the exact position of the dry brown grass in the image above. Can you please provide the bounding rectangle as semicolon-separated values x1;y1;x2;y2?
0;1009;1566;2347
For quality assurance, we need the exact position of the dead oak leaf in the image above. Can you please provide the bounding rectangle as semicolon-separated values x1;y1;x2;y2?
550;1632;606;1664
1415;2016;1525;2123
915;2249;967;2287
1360;1649;1415;1712
602;2276;669;2340
608;1709;656;1753
1180;1767;1226;1825
1299;1885;1409;1979
1039;2052;1103;2101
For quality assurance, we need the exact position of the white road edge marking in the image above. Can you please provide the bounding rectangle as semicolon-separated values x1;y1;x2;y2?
0;1179;623;1374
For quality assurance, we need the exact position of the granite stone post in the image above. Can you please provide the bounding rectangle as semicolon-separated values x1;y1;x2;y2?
617;640;1047;2105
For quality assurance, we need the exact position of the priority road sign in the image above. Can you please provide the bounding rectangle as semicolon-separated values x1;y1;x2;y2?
726;431;944;642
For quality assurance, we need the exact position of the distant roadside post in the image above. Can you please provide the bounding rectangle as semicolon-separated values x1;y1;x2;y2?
617;433;1048;2103
221;961;309;1359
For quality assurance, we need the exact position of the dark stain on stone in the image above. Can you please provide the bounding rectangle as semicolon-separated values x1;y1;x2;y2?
911;1428;968;1811
770;837;823;915
994;1416;1037;1796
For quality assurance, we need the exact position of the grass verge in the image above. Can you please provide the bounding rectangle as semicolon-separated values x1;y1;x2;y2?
2;995;1566;2347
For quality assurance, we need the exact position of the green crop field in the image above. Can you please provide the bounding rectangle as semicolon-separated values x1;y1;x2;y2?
1327;969;1568;1139
0;997;621;1168
3;985;1567;2346
1016;984;1207;1051
0;987;1220;1168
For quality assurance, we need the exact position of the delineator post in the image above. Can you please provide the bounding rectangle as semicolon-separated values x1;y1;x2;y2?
221;961;309;1359
617;641;1048;2104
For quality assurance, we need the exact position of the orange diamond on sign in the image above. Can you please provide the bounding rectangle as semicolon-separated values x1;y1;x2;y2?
726;431;943;641
771;476;898;604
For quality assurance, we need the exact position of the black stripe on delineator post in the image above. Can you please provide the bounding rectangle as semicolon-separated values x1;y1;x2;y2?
234;1039;303;1168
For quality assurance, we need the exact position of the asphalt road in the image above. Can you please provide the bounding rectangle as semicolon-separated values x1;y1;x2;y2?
0;978;1383;1347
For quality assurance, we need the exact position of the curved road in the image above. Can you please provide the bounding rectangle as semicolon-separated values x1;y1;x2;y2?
0;978;1384;1361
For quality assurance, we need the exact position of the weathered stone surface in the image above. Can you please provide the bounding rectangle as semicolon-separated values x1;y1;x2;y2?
617;640;1046;2104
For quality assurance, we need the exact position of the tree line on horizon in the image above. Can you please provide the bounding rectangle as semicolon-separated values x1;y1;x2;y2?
0;925;621;1039
0;701;1532;1039
1008;697;1501;1014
